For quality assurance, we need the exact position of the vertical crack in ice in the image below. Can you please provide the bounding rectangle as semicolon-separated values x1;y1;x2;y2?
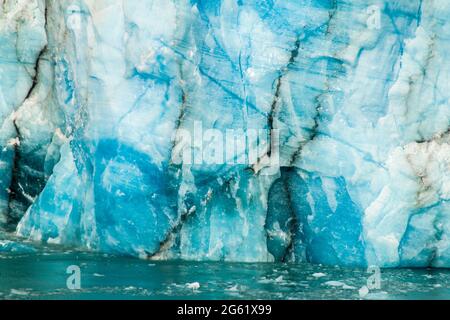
289;95;322;167
251;37;301;173
428;210;445;266
150;60;193;258
268;37;301;147
264;4;338;259
325;0;338;35
23;46;48;101
279;169;299;263
286;3;339;168
8;49;47;225
6;2;48;227
5;120;21;230
417;0;424;27
170;61;189;163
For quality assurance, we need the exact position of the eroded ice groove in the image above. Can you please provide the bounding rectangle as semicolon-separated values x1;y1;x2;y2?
0;0;48;228
0;0;449;267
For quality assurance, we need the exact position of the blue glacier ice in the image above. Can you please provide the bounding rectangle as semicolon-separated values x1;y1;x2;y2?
1;0;450;268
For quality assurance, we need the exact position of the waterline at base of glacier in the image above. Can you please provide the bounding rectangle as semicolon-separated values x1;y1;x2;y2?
1;247;450;300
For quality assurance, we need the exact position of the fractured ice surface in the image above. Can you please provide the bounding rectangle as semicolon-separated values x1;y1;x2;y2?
0;0;49;226
1;0;450;267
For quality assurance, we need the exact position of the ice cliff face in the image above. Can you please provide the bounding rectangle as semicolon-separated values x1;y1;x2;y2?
1;0;450;268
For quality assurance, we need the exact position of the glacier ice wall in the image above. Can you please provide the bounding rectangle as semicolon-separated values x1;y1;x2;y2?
0;0;449;267
0;0;54;227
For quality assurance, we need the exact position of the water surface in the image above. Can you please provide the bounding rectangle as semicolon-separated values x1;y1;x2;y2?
0;236;449;300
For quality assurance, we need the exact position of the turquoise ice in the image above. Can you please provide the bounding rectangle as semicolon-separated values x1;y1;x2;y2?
0;0;449;268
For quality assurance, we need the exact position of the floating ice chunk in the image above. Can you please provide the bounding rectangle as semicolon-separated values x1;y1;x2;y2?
324;281;346;287
10;289;29;296
342;285;356;290
359;286;370;298
226;285;239;292
312;273;327;278
186;282;200;291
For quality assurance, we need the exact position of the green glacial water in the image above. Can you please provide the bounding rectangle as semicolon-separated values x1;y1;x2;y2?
1;234;449;300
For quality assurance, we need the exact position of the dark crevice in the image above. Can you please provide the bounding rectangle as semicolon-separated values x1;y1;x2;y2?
280;169;299;263
149;170;236;259
149;62;191;258
148;180;219;260
264;6;337;259
266;77;282;158
415;127;450;144
262;3;338;171
288;94;323;167
267;37;301;135
265;167;301;263
5;122;22;230
284;3;337;166
147;201;198;260
24;46;47;100
7;47;46;227
169;60;188;165
428;213;444;267
5;4;49;229
251;37;301;173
